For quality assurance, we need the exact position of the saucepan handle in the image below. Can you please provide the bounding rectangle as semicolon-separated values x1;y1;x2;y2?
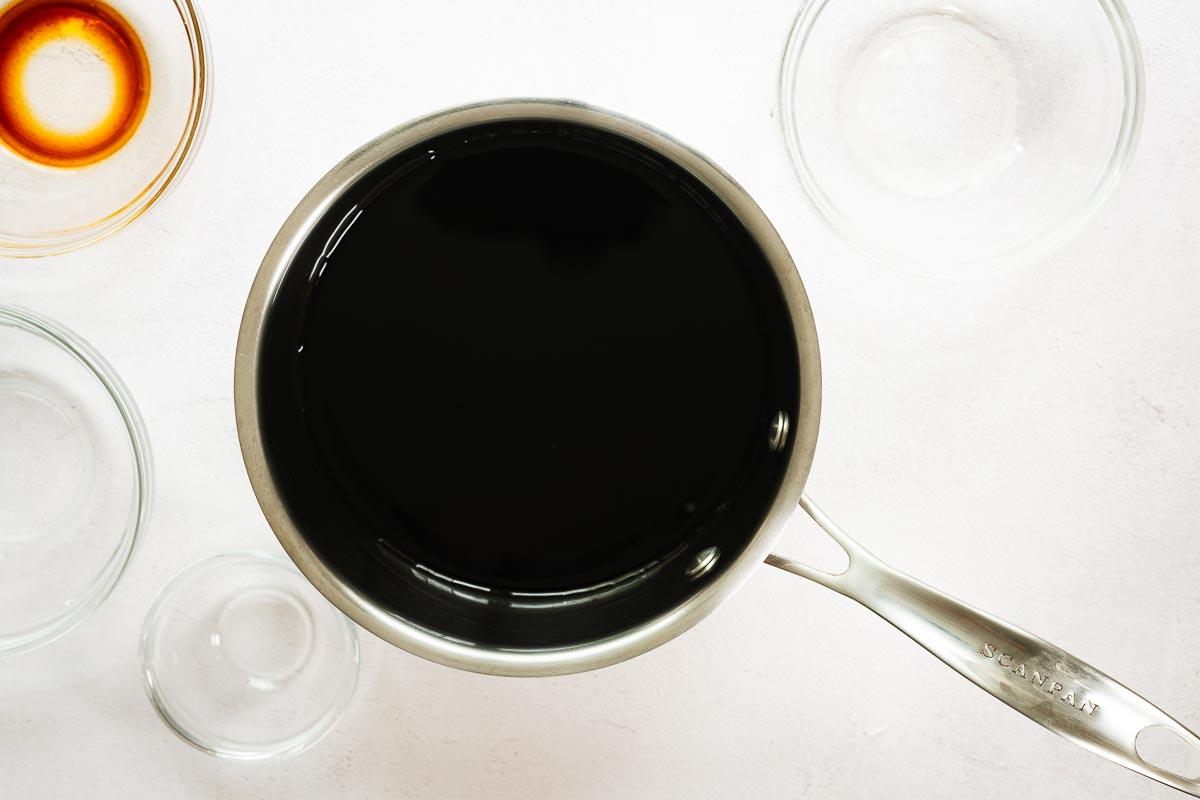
767;494;1200;797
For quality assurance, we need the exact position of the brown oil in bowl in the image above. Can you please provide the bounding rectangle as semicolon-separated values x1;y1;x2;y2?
0;0;149;168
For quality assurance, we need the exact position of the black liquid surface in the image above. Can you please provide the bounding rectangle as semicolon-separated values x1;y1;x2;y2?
258;118;801;646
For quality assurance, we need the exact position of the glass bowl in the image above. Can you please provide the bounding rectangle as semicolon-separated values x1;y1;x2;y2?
778;0;1144;276
140;552;361;760
0;0;212;257
0;305;151;656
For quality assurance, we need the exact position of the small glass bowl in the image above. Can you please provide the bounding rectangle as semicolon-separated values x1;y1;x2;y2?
779;0;1144;275
0;305;151;656
0;0;212;257
140;552;361;760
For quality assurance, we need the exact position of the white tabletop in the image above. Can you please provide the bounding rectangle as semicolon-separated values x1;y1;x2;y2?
3;0;1199;797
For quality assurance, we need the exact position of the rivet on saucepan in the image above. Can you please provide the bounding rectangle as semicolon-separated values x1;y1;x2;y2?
768;410;790;453
686;546;721;581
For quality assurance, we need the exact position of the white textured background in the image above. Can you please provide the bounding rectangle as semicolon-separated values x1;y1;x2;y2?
3;0;1200;797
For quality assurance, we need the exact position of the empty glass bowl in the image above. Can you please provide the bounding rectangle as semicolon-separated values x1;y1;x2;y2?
0;306;151;656
0;0;212;257
779;0;1144;275
140;552;360;759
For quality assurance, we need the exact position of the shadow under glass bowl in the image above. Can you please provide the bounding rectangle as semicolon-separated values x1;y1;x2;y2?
0;0;212;257
778;0;1144;276
0;306;152;656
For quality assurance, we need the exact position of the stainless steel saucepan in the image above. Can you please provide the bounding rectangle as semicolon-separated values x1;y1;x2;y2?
235;100;1200;795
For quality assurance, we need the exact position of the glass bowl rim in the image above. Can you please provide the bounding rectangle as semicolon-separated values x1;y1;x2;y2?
0;304;153;656
0;0;214;258
776;0;1146;275
139;550;362;760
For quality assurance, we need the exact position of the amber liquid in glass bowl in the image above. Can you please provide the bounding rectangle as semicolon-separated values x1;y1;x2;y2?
0;0;209;257
0;0;150;168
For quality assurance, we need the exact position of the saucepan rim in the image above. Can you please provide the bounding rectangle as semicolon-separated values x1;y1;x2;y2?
233;98;823;677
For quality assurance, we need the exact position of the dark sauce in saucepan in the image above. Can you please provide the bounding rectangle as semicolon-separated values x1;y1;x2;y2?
257;117;802;647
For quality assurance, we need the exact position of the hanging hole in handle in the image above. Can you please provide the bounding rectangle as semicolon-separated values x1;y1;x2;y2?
1135;725;1200;781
